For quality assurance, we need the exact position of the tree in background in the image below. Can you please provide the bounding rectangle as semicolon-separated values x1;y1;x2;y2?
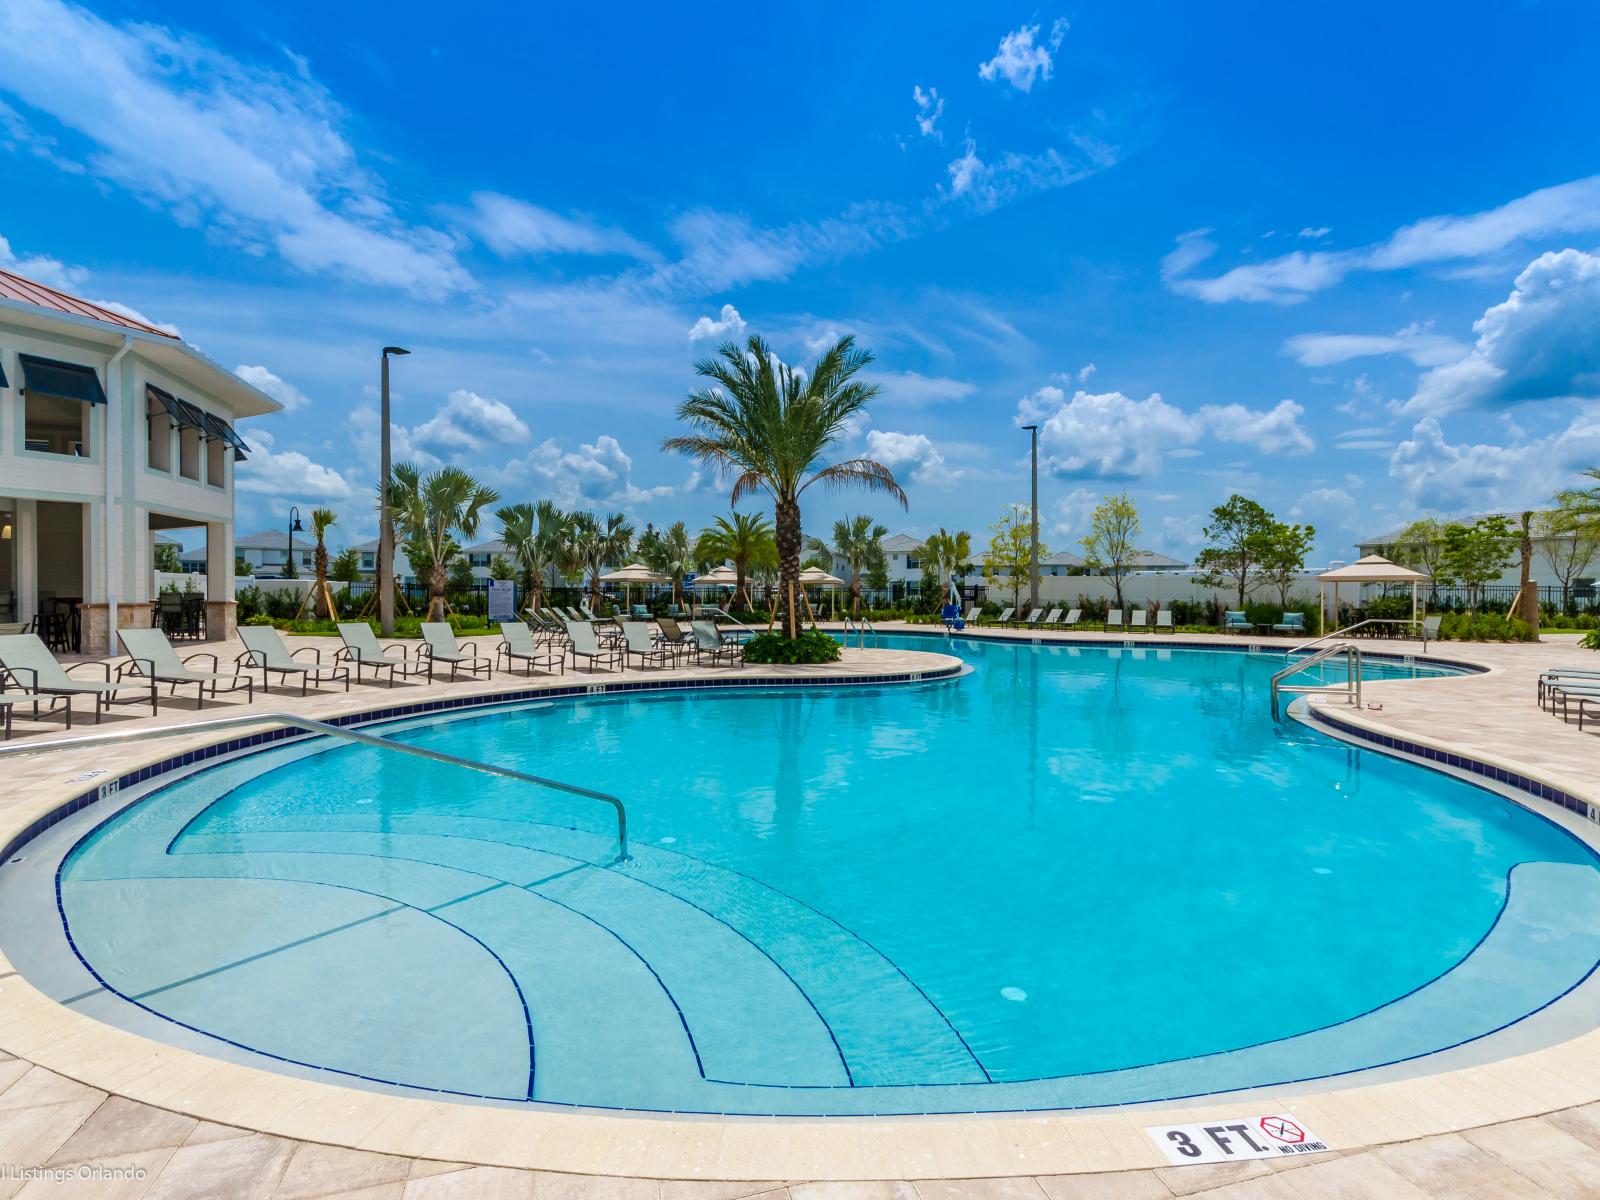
808;516;889;617
1441;515;1515;613
388;463;501;620
329;547;362;585
985;503;1044;610
651;521;696;605
1538;508;1600;611
498;499;569;612
153;543;182;573
1080;494;1141;614
664;333;905;639
1388;517;1450;603
235;555;251;579
488;555;516;581
1193;494;1277;611
569;511;634;610
695;511;776;610
1259;520;1316;608
923;527;973;607
308;507;339;618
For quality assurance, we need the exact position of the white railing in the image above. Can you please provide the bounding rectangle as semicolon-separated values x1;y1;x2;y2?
1271;643;1362;719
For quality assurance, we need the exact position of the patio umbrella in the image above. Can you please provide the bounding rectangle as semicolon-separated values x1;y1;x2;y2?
599;562;668;608
799;566;845;621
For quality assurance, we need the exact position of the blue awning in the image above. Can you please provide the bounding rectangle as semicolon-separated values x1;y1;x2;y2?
147;384;205;432
197;409;250;460
0;355;8;390
19;353;106;405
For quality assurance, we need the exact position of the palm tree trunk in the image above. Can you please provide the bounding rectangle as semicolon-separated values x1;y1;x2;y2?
429;563;447;622
775;497;802;639
314;540;331;619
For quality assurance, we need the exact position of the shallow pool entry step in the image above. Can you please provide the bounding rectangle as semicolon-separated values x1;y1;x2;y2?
5;637;1599;1115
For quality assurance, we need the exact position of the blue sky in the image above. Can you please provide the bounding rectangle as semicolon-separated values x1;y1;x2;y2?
2;1;1599;560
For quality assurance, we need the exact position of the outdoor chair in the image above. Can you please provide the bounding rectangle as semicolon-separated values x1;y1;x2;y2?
631;604;650;619
565;619;622;672
1224;610;1252;634
1105;609;1124;630
1421;614;1442;642
963;605;980;623
0;690;73;739
1155;609;1174;630
1128;610;1148;632
0;633;157;722
691;620;742;666
1272;611;1307;635
1062;608;1082;628
622;620;672;669
336;623;431;687
156;592;185;636
236;626;352;696
655;616;697;662
985;607;1013;626
1041;607;1063;628
1022;608;1046;628
496;621;565;676
118;627;253;709
420;622;493;681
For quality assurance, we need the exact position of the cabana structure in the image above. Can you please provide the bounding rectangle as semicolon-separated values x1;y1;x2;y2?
1316;554;1428;634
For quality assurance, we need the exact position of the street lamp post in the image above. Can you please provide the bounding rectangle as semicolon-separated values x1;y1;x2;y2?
286;506;304;580
1022;424;1039;610
379;346;410;636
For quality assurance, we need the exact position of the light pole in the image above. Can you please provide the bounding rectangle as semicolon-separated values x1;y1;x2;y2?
1022;424;1039;610
285;506;303;580
379;346;410;635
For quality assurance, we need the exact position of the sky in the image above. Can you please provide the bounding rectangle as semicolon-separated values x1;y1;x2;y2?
1;1;1599;562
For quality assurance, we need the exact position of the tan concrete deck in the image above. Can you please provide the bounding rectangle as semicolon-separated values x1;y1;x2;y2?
2;626;1600;1196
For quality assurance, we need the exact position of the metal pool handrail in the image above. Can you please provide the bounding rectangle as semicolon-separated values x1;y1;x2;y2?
0;711;629;862
1271;642;1362;719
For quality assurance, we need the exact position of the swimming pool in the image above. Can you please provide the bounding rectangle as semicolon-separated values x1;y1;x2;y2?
7;636;1600;1116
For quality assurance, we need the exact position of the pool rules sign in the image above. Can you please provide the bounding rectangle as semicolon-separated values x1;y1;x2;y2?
1146;1114;1330;1165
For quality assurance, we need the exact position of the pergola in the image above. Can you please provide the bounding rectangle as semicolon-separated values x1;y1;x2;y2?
1315;554;1429;634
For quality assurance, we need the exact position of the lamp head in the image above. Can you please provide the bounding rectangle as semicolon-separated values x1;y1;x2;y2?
291;515;304;533
382;346;411;358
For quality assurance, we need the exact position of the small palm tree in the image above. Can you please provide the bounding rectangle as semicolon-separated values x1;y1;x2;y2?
807;515;888;617
664;334;906;638
569;511;634;610
498;499;569;613
389;463;500;621
922;527;973;605
309;507;338;618
695;512;776;610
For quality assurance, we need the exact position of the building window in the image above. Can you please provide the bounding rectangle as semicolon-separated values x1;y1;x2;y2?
906;557;921;571
19;355;102;457
146;390;174;471
206;434;226;487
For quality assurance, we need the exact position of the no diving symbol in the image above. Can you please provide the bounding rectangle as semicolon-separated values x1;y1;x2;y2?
1260;1116;1304;1144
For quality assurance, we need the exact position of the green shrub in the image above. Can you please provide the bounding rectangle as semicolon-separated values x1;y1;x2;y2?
741;630;843;665
1437;612;1536;642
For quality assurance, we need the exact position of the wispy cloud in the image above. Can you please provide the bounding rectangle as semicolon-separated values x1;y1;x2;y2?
1283;322;1467;368
978;19;1069;93
913;85;944;141
0;0;470;297
463;192;657;261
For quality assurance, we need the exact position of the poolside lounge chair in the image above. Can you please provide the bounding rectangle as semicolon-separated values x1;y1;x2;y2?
0;690;72;738
565;619;622;672
1105;609;1123;631
1041;607;1063;628
691;620;742;666
622;621;672;670
986;607;1014;626
420;623;493;681
1128;609;1148;632
1538;668;1600;707
336;623;431;687
1421;614;1442;642
1062;608;1082;628
118;628;254;709
496;621;565;676
963;605;980;623
0;633;157;722
1021;608;1046;629
237;627;352;696
656;616;697;661
1155;609;1173;630
1272;612;1307;635
1224;610;1252;635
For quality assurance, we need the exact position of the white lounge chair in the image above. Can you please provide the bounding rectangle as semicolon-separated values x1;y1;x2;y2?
1128;610;1148;632
497;621;565;676
237;626;351;696
336;623;430;686
0;633;157;722
1155;609;1173;630
119;627;253;708
1041;607;1063;628
622;621;672;670
565;619;622;672
1062;608;1082;628
986;607;1014;626
420;622;493;681
1105;609;1124;630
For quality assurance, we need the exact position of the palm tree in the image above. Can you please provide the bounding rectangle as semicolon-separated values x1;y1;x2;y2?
309;507;338;618
695;512;776;610
498;499;568;613
569;511;634;610
664;334;906;638
922;527;973;605
807;516;888;617
659;521;696;605
388;463;501;621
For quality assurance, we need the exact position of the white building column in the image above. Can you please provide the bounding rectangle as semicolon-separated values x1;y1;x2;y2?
14;499;36;627
205;519;236;641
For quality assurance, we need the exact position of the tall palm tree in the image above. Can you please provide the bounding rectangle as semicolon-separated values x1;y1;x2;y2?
922;527;973;604
309;507;338;618
695;512;776;610
807;516;888;617
498;500;568;613
388;463;501;621
659;521;696;605
664;334;906;638
569;511;634;610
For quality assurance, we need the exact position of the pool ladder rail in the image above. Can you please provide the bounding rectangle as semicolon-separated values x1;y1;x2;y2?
0;710;630;863
1271;642;1363;720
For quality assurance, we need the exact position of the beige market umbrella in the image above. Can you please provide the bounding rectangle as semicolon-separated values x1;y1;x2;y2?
599;562;668;609
799;566;846;620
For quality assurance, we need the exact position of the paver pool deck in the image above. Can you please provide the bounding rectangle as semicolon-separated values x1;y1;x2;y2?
2;623;1599;1197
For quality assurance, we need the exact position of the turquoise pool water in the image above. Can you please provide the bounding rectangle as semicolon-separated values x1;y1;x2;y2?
39;637;1600;1114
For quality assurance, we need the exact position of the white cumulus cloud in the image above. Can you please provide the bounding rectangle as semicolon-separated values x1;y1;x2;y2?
978;19;1069;92
688;303;747;342
234;364;311;412
410;390;531;459
506;434;673;510
233;428;354;499
865;429;961;488
1388;412;1600;510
